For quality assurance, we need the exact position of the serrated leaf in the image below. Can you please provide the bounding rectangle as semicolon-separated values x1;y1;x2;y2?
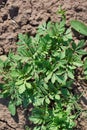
17;33;25;44
63;29;72;41
59;19;66;28
76;50;87;55
76;40;85;50
37;22;47;35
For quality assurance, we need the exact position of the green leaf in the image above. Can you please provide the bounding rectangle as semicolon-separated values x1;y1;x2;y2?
8;103;16;116
10;71;19;78
45;97;50;104
66;48;73;61
84;60;87;69
67;70;74;79
76;40;85;50
18;84;26;94
55;94;60;100
56;76;64;84
34;127;40;130
63;28;72;41
16;80;24;85
17;34;30;46
76;50;87;55
26;82;32;89
60;50;65;59
37;22;47;35
84;70;87;75
0;18;81;130
49;94;54;100
64;73;68;82
72;42;76;50
45;72;53;83
61;88;69;96
12;55;21;61
29;116;42;124
71;20;87;36
73;61;83;67
34;98;44;106
51;74;56;84
0;59;3;71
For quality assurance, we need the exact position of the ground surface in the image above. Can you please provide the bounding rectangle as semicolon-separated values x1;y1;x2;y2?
0;0;87;129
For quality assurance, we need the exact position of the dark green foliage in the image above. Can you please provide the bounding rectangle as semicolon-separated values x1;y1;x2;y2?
0;19;87;130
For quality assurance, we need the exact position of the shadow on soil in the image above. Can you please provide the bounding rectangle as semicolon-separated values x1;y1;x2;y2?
0;0;8;5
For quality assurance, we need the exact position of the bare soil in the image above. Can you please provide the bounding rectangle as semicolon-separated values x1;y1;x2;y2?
0;0;87;130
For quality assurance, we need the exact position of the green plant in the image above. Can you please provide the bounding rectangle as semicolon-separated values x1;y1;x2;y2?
83;58;87;79
0;19;87;130
70;20;87;36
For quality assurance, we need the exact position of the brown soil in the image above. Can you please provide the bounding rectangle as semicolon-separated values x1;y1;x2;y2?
0;0;87;130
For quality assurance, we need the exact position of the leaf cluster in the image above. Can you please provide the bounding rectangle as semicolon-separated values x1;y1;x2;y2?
0;19;87;130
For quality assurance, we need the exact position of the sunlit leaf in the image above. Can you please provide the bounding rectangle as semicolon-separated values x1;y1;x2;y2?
8;103;16;116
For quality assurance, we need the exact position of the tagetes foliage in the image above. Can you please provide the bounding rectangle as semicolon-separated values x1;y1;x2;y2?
0;19;87;130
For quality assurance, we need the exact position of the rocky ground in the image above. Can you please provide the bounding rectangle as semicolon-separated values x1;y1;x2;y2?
0;0;87;129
